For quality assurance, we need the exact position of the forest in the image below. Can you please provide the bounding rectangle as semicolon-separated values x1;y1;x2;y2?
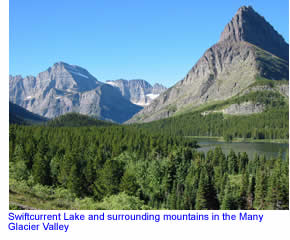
9;122;289;210
135;91;289;140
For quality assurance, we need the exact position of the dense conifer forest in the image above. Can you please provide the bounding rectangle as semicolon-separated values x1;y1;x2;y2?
134;91;288;140
46;112;114;127
9;122;289;210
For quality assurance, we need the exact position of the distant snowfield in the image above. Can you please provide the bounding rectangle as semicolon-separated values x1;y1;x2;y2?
131;100;147;106
106;81;119;87
146;93;159;100
106;81;162;106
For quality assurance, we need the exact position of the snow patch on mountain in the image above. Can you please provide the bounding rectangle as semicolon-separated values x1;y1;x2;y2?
146;93;159;100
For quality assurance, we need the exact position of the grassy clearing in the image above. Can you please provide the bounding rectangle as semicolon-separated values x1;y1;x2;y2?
9;178;150;210
9;189;74;210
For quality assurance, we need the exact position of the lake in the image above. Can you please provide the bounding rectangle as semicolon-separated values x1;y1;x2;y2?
193;138;289;160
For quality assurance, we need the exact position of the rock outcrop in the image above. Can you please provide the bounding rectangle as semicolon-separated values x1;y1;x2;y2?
202;101;265;116
220;6;288;61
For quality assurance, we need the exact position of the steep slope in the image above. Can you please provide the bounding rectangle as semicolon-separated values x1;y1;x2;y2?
106;79;167;106
152;83;167;94
9;102;47;125
128;6;289;123
10;62;142;123
220;6;288;61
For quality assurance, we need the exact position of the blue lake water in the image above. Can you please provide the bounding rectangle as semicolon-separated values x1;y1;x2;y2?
193;138;289;160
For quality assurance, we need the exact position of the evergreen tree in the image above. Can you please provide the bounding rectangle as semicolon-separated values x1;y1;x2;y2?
247;176;256;209
99;159;124;196
265;157;288;210
195;167;219;210
228;150;238;174
10;144;29;180
67;164;83;196
32;139;51;185
254;169;267;209
120;170;139;196
195;169;208;210
221;182;237;210
239;170;249;209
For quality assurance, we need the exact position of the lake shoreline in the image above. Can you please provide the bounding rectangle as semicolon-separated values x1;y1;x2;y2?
186;136;289;144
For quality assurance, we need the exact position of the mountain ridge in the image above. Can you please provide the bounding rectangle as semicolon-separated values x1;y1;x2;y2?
106;79;167;106
128;6;289;123
9;62;142;123
219;6;288;61
9;102;47;125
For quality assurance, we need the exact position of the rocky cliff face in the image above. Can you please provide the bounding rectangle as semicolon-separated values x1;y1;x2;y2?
9;62;142;123
152;83;167;94
106;79;167;106
128;6;289;123
220;6;288;61
202;102;265;116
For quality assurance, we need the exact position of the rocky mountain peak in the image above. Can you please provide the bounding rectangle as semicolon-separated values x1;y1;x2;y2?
10;63;142;123
152;83;167;94
39;62;101;92
219;5;288;60
128;6;289;123
106;79;167;106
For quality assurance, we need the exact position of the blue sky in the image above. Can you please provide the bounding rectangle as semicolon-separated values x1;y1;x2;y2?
9;0;289;87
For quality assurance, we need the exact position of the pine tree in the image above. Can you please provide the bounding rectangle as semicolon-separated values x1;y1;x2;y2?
49;154;62;185
195;169;208;210
228;150;238;174
265;157;288;210
246;176;255;209
120;170;139;196
32;139;51;185
194;167;219;210
221;182;236;210
238;152;249;173
239;170;249;209
168;180;177;209
99;159;124;196
10;144;29;180
183;163;199;210
67;164;83;196
254;169;267;209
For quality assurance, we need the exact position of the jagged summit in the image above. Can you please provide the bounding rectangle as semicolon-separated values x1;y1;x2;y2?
42;62;102;92
53;61;68;66
220;5;288;61
52;61;88;71
106;79;167;106
9;62;142;122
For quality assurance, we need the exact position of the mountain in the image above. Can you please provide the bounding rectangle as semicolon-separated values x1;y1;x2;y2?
220;6;288;61
128;6;289;123
106;79;167;106
9;102;47;125
9;62;142;123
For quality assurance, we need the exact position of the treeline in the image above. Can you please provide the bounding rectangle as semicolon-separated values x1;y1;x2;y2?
204;91;287;112
9;125;288;210
46;112;114;127
135;90;288;139
136;108;288;139
9;102;47;125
